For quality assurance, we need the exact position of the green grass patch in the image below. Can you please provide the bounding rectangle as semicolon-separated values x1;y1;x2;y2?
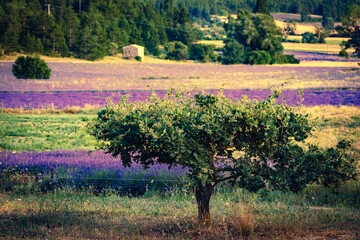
0;113;97;151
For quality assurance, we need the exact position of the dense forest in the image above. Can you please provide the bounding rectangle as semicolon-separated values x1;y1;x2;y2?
0;0;200;60
1;0;359;60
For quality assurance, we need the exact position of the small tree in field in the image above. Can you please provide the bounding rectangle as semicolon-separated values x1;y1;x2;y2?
12;55;51;79
89;89;357;224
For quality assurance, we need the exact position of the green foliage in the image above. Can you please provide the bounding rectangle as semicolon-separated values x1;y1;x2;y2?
280;54;300;64
302;32;317;43
226;13;283;57
0;0;196;61
339;49;349;57
246;50;272;65
135;56;142;62
336;4;360;57
12;55;51;79
253;0;270;15
165;41;188;60
322;17;334;30
224;12;299;65
283;21;297;36
314;26;329;44
89;89;357;222
222;40;245;64
188;43;217;62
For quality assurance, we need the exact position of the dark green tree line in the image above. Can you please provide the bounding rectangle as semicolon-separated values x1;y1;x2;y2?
0;0;199;60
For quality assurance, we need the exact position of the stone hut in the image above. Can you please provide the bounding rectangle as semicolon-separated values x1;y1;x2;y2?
123;44;145;60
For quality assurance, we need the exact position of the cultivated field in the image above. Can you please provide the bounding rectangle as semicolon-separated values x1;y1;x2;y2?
1;41;360;239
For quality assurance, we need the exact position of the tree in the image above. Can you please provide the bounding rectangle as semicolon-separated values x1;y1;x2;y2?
12;55;51;79
165;41;188;60
314;26;329;43
336;4;360;57
222;39;245;64
25;33;36;54
223;10;297;64
1;2;22;54
226;12;283;57
63;6;80;51
302;32;317;43
283;20;297;36
189;43;217;62
253;0;270;15
49;25;69;56
322;17;335;30
89;89;357;224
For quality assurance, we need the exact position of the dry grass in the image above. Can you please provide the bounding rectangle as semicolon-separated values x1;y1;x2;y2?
0;106;99;114
199;39;357;57
297;106;360;154
2;59;359;92
0;191;359;240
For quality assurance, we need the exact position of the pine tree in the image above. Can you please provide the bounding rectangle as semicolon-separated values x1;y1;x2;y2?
25;33;36;54
63;6;79;51
253;0;270;15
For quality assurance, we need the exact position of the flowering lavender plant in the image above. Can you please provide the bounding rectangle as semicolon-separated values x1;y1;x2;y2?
0;150;190;194
1;89;359;109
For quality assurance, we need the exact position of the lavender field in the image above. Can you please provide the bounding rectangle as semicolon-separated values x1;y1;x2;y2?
1;89;359;109
1;53;359;193
0;150;189;192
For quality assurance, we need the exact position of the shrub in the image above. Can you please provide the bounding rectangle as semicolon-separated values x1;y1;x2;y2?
135;56;142;62
339;49;349;58
302;32;317;44
189;44;216;62
246;51;272;65
272;54;300;64
222;40;245;65
12;55;51;79
164;41;188;61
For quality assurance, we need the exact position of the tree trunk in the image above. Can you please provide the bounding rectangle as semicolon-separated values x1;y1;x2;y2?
195;181;214;225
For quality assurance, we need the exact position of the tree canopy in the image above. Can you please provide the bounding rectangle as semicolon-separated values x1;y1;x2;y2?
222;10;299;64
336;4;360;57
253;0;270;15
89;89;357;224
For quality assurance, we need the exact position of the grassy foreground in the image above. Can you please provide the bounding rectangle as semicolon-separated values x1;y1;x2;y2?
1;190;359;240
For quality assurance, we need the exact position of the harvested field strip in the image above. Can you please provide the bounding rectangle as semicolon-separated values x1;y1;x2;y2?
1;61;359;91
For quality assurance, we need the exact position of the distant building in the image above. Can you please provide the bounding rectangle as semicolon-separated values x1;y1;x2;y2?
123;44;144;60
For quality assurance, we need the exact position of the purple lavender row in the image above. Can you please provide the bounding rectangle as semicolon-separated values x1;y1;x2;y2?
0;150;189;183
284;51;360;62
1;89;359;109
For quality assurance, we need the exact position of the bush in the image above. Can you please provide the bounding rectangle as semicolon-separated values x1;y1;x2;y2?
339;49;349;58
12;55;51;79
135;56;142;62
189;44;217;62
246;51;272;65
164;41;188;61
222;40;245;65
302;32;317;44
272;54;300;64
